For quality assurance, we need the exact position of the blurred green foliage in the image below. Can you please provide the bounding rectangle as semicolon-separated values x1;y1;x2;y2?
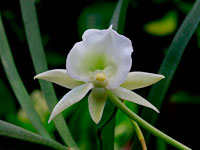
174;0;193;14
2;10;25;41
156;137;167;150
68;98;97;150
144;11;178;36
170;90;200;104
0;79;16;116
114;101;139;149
77;2;115;37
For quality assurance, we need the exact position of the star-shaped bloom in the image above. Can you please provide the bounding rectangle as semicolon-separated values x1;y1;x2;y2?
34;26;164;124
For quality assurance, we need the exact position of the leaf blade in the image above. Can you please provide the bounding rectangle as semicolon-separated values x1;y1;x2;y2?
0;120;67;150
146;0;200;126
110;0;129;34
133;0;200;147
0;13;50;138
19;0;78;147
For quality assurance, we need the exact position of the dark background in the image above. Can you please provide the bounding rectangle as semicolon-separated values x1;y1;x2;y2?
0;0;199;149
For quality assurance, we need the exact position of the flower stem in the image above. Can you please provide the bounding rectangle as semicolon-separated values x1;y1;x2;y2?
130;119;147;150
107;90;191;150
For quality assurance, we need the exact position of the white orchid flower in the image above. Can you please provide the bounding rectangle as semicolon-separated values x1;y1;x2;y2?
34;25;164;124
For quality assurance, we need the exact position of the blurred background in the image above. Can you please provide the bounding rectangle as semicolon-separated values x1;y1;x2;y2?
0;0;199;149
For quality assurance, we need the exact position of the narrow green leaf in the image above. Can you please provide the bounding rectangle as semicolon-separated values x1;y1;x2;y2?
0;120;67;150
19;0;77;148
133;0;200;147
101;116;116;150
0;13;50;138
110;0;129;34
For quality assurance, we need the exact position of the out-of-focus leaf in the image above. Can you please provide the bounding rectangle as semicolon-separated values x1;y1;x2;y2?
144;11;178;36
20;0;77;147
2;10;15;19
100;100;116;150
133;0;200;148
46;51;65;67
68;98;96;150
0;120;67;150
16;90;55;133
0;13;50;138
6;113;35;132
30;90;49;122
110;0;129;34
175;1;193;14
115;101;138;149
2;10;25;41
170;91;200;104
6;90;55;134
77;2;115;37
97;100;116;130
156;137;167;150
17;90;49;123
0;79;16;116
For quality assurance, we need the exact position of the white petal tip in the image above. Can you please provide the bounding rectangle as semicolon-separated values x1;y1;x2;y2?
48;112;56;124
160;75;165;79
34;74;41;80
155;108;160;113
48;115;53;124
156;74;165;80
151;105;159;113
33;75;37;80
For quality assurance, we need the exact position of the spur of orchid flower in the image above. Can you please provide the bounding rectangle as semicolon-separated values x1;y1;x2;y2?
34;25;164;124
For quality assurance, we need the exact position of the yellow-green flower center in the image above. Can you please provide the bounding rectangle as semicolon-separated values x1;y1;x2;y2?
96;72;106;81
92;71;108;88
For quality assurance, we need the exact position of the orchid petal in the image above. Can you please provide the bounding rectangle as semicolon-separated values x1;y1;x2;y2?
66;26;133;89
34;69;84;89
48;83;93;123
88;88;107;124
121;72;165;90
111;87;159;113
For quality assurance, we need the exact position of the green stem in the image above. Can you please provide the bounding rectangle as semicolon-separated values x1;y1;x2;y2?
107;90;191;150
130;119;147;150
